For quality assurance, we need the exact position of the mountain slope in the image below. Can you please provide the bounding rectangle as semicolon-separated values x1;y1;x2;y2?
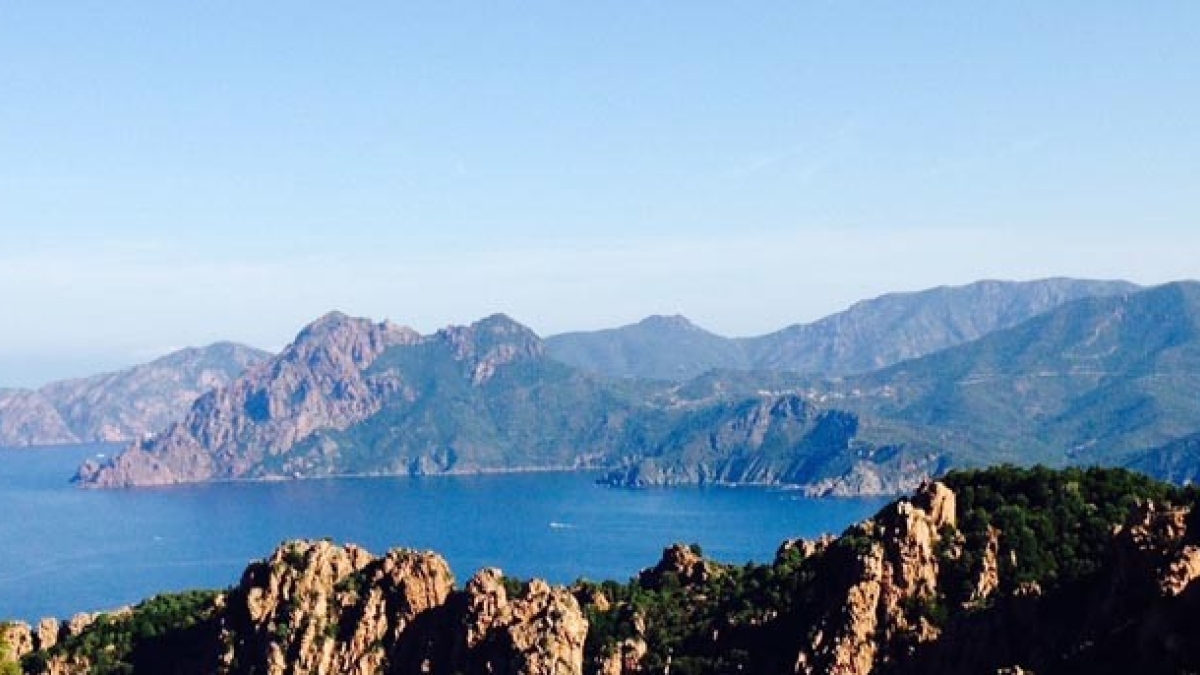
745;277;1139;375
0;343;270;447
0;390;77;447
839;281;1200;467
603;281;1200;492
39;342;271;443
545;278;1137;380
545;314;750;380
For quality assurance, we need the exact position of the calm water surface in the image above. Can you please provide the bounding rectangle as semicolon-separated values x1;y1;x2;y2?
0;445;887;622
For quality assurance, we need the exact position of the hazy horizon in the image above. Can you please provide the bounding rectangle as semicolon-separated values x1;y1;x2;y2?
2;274;1188;389
3;3;1197;386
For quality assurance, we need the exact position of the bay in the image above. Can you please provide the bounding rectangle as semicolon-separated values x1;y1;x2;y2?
0;444;888;623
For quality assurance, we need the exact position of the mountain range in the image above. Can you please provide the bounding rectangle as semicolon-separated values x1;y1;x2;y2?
0;343;270;446
69;278;1200;494
614;281;1200;492
545;278;1138;380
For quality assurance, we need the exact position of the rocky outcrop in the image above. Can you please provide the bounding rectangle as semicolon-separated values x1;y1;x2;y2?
968;526;1001;604
595;635;647;675
216;540;586;675
224;539;453;675
1;621;34;661
33;620;57;652
0;616;111;675
459;570;588;675
639;544;714;589
777;534;835;563
1112;500;1200;598
795;480;954;675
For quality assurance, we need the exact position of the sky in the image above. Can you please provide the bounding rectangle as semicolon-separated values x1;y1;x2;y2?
1;2;1198;387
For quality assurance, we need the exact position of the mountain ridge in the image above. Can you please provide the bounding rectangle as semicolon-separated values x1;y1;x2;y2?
0;342;271;447
77;280;1200;494
78;312;900;490
598;281;1200;493
546;278;1139;380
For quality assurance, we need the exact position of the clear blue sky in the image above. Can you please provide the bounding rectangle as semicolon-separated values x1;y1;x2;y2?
1;2;1198;386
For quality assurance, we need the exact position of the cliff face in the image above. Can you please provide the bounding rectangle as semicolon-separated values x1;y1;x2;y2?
40;343;272;444
794;481;954;674
78;314;421;486
225;540;588;675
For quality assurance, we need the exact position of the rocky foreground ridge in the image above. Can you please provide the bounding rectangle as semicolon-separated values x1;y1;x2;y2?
7;466;1200;674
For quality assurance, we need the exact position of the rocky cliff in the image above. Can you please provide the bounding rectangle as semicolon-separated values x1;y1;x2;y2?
10;467;1200;674
77;314;423;486
7;540;587;675
0;343;270;447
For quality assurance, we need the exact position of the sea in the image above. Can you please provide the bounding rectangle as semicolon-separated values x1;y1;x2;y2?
0;444;888;623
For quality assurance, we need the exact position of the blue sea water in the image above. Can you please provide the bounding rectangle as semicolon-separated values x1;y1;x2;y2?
0;444;888;623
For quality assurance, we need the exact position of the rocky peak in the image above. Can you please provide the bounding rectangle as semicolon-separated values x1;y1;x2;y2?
77;313;422;487
437;314;546;384
215;540;586;675
910;480;956;530
639;544;713;589
289;312;421;369
776;535;835;564
637;314;699;332
795;481;955;675
226;539;453;675
1;621;34;662
460;571;588;675
1113;500;1200;598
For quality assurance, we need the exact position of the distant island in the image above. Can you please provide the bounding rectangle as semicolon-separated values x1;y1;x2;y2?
5;465;1200;674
